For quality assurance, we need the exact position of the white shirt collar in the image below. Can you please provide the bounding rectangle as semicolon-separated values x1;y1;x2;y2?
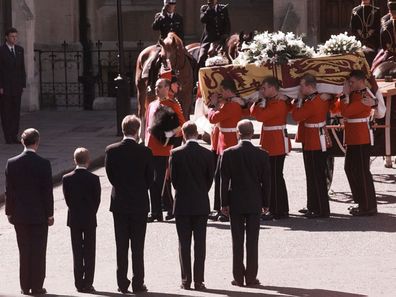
186;139;198;144
123;136;137;142
6;43;14;51
24;147;36;153
168;12;174;18
76;165;87;170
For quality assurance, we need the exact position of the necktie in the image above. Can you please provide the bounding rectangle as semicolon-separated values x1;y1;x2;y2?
11;48;15;57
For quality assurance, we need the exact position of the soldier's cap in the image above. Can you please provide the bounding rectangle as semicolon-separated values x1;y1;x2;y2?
164;0;176;5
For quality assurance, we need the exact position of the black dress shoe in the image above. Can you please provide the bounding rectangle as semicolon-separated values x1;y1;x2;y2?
180;283;191;290
218;214;229;222
304;212;329;219
31;288;47;295
231;280;244;287
194;282;206;291
147;213;163;223
261;213;274;221
82;285;96;293
350;208;377;216
117;287;132;294
165;214;174;221
132;284;148;293
298;208;309;214
21;289;30;295
246;279;261;287
347;205;359;211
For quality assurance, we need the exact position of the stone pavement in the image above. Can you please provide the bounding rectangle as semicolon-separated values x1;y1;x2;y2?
0;138;395;297
0;110;120;203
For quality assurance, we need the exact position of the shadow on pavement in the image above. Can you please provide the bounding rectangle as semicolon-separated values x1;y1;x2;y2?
262;285;367;297
262;212;396;233
330;191;396;205
372;173;396;184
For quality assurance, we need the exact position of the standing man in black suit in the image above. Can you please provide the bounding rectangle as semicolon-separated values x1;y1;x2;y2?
5;128;54;295
169;121;214;291
0;27;26;144
105;115;154;294
220;120;270;287
62;147;101;293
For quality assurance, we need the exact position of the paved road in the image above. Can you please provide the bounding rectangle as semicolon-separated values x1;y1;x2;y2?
0;139;395;297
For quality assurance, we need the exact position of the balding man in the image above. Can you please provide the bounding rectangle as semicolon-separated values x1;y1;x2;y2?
220;120;270;287
63;148;101;293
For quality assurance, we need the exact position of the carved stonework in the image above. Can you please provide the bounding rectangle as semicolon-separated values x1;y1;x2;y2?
16;0;33;21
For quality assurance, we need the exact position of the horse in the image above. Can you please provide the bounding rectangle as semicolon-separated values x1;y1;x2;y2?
135;32;194;139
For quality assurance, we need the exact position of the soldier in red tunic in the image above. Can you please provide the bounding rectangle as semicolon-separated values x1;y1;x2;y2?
335;70;377;216
251;77;291;220
145;78;185;222
207;79;243;221
292;74;331;219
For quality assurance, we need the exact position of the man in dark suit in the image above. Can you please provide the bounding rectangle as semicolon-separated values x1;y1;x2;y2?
169;121;214;291
152;0;184;42
220;120;270;287
5;128;54;295
62;147;101;293
105;115;154;294
198;0;231;68
0;27;26;144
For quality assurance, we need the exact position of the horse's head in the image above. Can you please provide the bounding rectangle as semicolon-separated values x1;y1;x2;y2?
159;32;184;69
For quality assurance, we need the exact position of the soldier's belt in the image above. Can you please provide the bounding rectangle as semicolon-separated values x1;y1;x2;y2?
262;125;287;131
219;127;238;133
304;121;326;128
345;117;369;123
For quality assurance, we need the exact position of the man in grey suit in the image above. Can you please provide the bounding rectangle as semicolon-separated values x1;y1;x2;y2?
220;120;271;287
169;121;214;291
5;128;54;295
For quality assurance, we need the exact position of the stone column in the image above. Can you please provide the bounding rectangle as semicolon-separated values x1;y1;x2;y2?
12;0;38;111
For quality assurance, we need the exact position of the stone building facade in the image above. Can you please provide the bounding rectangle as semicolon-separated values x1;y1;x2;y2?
0;0;389;110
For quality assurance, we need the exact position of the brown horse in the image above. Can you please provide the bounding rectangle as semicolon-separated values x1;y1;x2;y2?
135;33;194;139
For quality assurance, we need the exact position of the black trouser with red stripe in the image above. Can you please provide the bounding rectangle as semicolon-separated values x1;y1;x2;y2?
303;149;330;216
344;144;377;211
269;155;289;216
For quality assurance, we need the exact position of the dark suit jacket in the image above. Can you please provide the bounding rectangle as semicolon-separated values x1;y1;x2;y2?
5;150;54;224
152;12;184;41
105;139;154;214
62;168;101;228
170;141;214;216
200;4;231;44
0;43;26;96
220;141;271;214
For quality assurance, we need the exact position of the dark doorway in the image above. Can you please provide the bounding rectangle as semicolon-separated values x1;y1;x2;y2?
319;0;388;43
0;0;12;40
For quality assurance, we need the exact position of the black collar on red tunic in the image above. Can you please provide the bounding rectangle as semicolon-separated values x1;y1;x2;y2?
303;91;318;101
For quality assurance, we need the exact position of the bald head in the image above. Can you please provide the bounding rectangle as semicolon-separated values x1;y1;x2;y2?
237;120;254;140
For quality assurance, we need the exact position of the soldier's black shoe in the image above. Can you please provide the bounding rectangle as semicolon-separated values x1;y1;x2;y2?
350;208;377;216
194;282;206;291
31;288;47;295
298;208;309;214
218;215;229;222
132;284;148;293
208;211;220;221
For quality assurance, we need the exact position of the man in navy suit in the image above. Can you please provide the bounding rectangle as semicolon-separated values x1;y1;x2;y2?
5;128;54;295
105;115;154;294
63;147;101;293
220;120;271;287
169;121;214;290
0;27;26;144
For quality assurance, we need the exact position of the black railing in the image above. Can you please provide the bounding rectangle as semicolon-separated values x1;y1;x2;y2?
35;40;144;108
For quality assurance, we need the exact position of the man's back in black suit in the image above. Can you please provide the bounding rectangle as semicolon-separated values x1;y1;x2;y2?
105;115;154;293
220;120;270;287
170;140;214;216
63;168;101;228
5;128;53;294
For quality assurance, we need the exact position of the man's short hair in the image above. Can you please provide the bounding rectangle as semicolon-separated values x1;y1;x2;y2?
262;76;281;90
349;70;366;81
122;115;141;136
156;78;171;88
5;27;17;36
237;119;254;137
301;74;317;88
221;79;237;93
182;121;198;139
74;147;90;165
21;128;40;146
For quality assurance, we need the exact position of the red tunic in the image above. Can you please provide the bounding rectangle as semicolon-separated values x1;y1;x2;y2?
339;92;372;145
145;98;186;156
251;99;292;156
208;100;242;155
292;95;330;151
